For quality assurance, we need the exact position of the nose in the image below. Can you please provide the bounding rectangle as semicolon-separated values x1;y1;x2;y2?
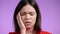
25;14;30;20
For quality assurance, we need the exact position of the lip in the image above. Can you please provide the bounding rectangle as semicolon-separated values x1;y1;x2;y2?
25;22;31;23
25;22;31;26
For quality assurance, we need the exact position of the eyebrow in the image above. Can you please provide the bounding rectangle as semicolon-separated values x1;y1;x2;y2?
21;12;35;13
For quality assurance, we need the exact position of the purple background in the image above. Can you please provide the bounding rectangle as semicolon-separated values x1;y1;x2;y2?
0;0;60;34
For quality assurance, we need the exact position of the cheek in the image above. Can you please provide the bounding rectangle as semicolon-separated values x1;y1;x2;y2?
32;16;36;21
31;15;37;24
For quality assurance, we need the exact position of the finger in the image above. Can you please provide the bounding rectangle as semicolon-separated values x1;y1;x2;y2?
16;12;25;29
16;13;23;27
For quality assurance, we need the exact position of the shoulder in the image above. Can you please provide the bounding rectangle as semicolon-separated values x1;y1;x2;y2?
40;31;51;34
36;30;51;34
9;32;19;34
9;32;16;34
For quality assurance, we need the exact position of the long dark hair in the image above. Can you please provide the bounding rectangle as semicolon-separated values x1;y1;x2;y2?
13;0;41;32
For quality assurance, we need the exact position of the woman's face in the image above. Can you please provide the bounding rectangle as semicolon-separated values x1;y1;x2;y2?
19;4;37;28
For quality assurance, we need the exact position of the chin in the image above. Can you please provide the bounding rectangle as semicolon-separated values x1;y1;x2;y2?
26;26;31;30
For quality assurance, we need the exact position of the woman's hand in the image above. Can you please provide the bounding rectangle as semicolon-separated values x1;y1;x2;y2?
16;12;26;34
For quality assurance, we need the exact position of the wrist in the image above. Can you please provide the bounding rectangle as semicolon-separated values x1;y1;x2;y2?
20;29;26;34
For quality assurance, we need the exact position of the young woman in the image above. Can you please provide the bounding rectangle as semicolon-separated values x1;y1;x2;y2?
9;0;51;34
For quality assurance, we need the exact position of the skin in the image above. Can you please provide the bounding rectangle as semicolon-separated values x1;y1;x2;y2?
16;4;37;34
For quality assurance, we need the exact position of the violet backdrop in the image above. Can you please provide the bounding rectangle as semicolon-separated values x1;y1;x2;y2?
0;0;60;34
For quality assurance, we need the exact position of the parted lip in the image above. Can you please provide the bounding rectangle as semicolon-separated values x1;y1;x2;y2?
25;22;31;26
25;22;31;23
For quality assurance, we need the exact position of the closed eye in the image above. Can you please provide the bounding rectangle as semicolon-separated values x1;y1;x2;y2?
29;12;35;16
20;12;26;16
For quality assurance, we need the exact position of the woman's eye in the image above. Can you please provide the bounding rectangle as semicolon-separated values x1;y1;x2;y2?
20;13;26;16
30;13;34;16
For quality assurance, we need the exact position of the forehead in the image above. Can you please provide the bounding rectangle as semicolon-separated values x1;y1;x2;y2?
20;4;36;13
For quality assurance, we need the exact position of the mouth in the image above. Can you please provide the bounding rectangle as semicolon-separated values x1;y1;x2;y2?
25;22;31;25
25;22;31;23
